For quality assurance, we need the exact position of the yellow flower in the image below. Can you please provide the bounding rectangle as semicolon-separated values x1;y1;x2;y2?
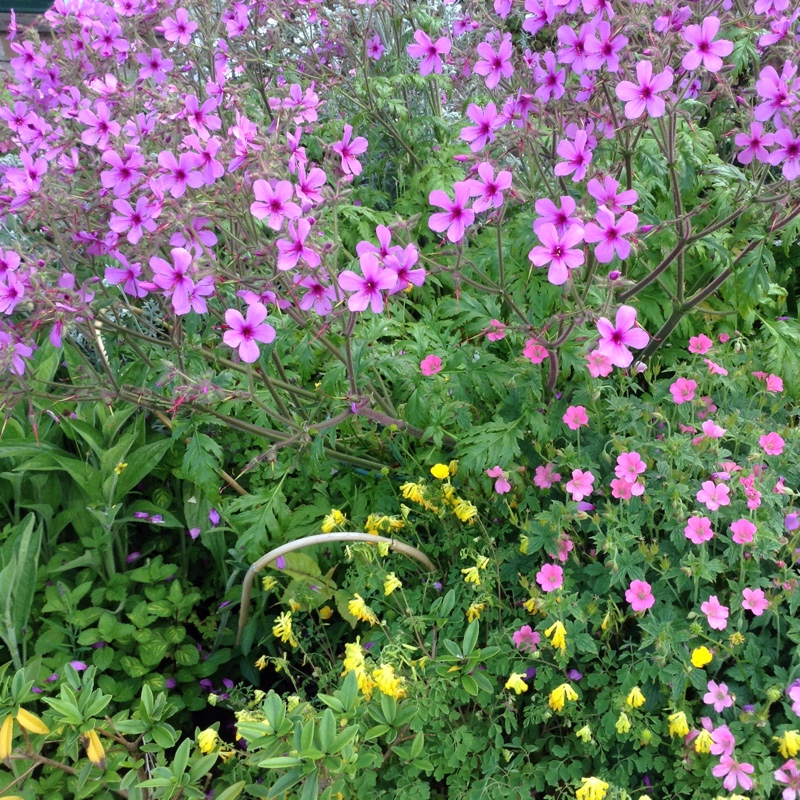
321;509;346;533
519;535;529;554
626;686;646;708
668;711;689;738
400;482;426;505
114;462;127;475
466;602;485;622
197;728;218;755
84;729;105;768
452;498;478;523
255;655;268;670
0;714;13;759
261;576;278;591
364;513;382;535
505;673;528;694
272;612;299;647
523;597;542;614
348;594;378;626
475;555;490;570
319;605;333;620
694;729;713;753
616;712;631;734
372;664;406;699
218;746;236;763
342;640;365;675
575;725;593;743
775;730;800;758
288;599;301;612
384;572;402;596
691;646;712;668
545;620;567;652
16;707;49;735
461;566;481;585
548;682;578;712
430;463;450;480
448;460;459;476
576;776;609;800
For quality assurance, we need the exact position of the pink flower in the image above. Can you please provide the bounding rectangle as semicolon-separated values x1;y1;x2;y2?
161;8;198;45
251;179;301;231
467;163;512;212
486;319;507;341
563;405;589;430
150;247;195;316
332;125;368;176
523;340;549;364
528;223;585;286
338;254;397;313
735;122;775;165
704;358;728;376
760;432;785;456
586;176;638;215
688;334;713;354
682;17;733;73
534;196;582;236
460;102;501;152
701;420;726;440
730;518;756;545
610;478;644;499
766;374;784;393
366;34;384;60
774;759;800;800
685;516;714;544
615;61;674;119
512;625;541;653
583;206;639;263
595;305;649;369
701;595;729;630
276;218;320;271
428;181;475;243
696;481;731;511
742;587;769;616
704;680;734;713
534;463;561;489
712;755;754;792
157;151;203;198
710;724;736;757
554;131;593;182
670;378;697;404
533;51;566;102
407;29;451;76
420;355;443;376
222;303;276;363
616;452;646;482
536;563;564;592
566;469;594;502
625;579;655;612
586;350;613;377
487;465;511;494
384;244;425;294
474;37;514;89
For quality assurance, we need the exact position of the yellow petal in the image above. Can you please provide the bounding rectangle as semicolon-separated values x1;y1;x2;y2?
84;729;106;769
0;714;14;759
16;708;49;735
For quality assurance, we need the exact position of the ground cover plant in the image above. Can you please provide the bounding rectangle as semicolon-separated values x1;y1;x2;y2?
0;0;798;797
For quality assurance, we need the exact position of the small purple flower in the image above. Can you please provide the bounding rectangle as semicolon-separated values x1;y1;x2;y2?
567;669;583;681
275;556;286;569
363;641;376;650
134;511;149;519
70;660;88;671
786;513;800;532
209;508;220;525
165;677;177;689
92;641;107;649
45;673;59;683
151;515;164;524
31;686;43;694
525;667;537;680
126;551;142;564
188;527;201;540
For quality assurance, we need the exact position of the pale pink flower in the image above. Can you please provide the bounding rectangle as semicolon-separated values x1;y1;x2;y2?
420;355;443;376
712;755;754;792
534;463;561;489
760;432;785;456
586;350;613;377
730;518;756;545
625;579;654;612
595;305;649;368
536;563;564;592
512;625;541;653
486;319;507;341
685;516;714;544
696;481;730;511
774;759;800;800
487;465;511;494
566;469;594;502
223;303;276;363
615;452;646;482
742;587;769;616
710;724;736;757
563;405;589;430
701;595;729;630
704;680;733;713
704;358;728;376
688;334;713;354
701;420;726;440
523;340;549;364
670;378;697;404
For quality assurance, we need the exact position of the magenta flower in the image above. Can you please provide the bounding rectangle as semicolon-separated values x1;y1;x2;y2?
474;37;514;89
106;254;148;298
562;405;589;430
332;125;368;176
487;465;511;495
366;35;384;60
276;218;320;271
528;223;585;286
338;254;397;313
670;377;697;404
428;181;475;243
557;23;592;74
712;756;754;792
467;163;512;212
251;179;301;231
157;151;204;198
534;463;561;489
625;579;655;612
585;21;628;73
760;431;785;455
523;340;549;364
768;130;800;181
685;515;714;544
587;176;638;215
407;30;451;76
704;680;734;713
688;334;714;354
109;197;158;245
223;302;276;363
150;248;195;316
584;206;638;263
533;51;566;102
512;624;541;653
734;122;775;165
730;518;756;545
136;48;173;83
595;305;649;368
160;8;198;46
78;102;120;149
420;354;443;376
615;61;674;119
616;452;646;483
554;131;593;182
565;469;594;502
536;563;564;592
460;102;501;152
682;17;733;73
742;587;770;616
696;480;730;511
101;148;145;198
384;244;425;294
701;595;729;630
533;196;582;236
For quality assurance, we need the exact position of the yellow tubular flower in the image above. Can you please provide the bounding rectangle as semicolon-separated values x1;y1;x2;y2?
400;482;426;505
668;711;690;738
475;555;490;571
626;686;646;708
342;640;365;675
261;576;278;591
383;572;402;596
694;729;713;753
545;620;567;652
348;594;378;626
575;725;592;743
16;708;49;735
0;714;13;759
576;776;609;800
84;729;105;769
364;513;382;535
776;730;800;758
319;605;333;620
466;602;485;622
691;646;713;668
616;712;631;734
461;566;481;586
448;460;459;476
255;655;268;670
430;463;450;480
453;499;477;523
197;728;218;755
372;664;406;699
321;509;346;533
504;673;528;694
272;612;299;647
548;683;578;712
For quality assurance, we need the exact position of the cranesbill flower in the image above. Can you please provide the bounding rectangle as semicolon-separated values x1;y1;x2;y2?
157;151;204;198
670;377;697;404
730;518;756;544
685;516;714;544
615;61;673;119
528;223;585;285
616;452;646;482
704;680;734;713
486;465;511;494
625;579;654;612
768;130;800;181
533;51;566;102
534;196;582;236
407;30;451;76
536;563;564;592
428;181;475;243
585;21;627;72
566;469;594;502
467;162;512;212
523;340;548;364
595;305;649;368
696;480;730;511
712;755;754;791
366;34;385;60
586;350;613;377
584;206;638;262
760;431;785;455
688;334;714;354
338;254;397;312
160;8;198;45
735;122;775;165
276;218;320;271
557;23;592;74
682;17;733;73
385;244;425;294
150;247;195;315
223;303;276;363
534;463;561;489
420;355;443;376
554;131;593;182
251;179;301;231
701;595;729;630
563;405;589;430
587;176;638;214
460;102;501;152
512;625;541;653
474;37;514;89
742;587;769;616
332;125;368;176
109;197;158;245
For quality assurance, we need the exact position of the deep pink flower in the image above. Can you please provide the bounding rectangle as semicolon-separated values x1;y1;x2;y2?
704;680;733;713
742;587;769;616
407;29;451;76
534;463;561;489
149;248;195;315
625;579;654;612
460;103;501;152
513;625;541;653
735;122;775;165
696;481;730;511
294;271;336;316
251;179;301;231
338;254;397;313
584;206;638;262
276;218;320;271
533;51;566;102
704;358;728;376
610;478;644;499
523;340;549;364
487;465;511;494
563;405;589;430
685;516;714;544
366;34;384;60
701;595;729;630
760;431;785;456
595;305;649;368
766;374;784;393
160;8;198;46
332;125;368;176
712;755;754;792
557;23;592;74
101;148;145;198
384;244;425;294
528;223;585;286
0;273;25;315
670;377;697;404
730;518;756;545
78;101;120;148
566;469;594;502
616;452;646;482
533;196;582;236
615;61;674;119
554;131;593;182
295;163;327;207
109;197;158;245
106;253;148;298
682;17;733;73
688;334;713;354
586;176;638;215
429;181;475;243
467;163;512;212
157;151;204;198
536;563;564;592
136;47;173;83
223;302;276;363
585;21;627;72
474;37;514;89
420;355;443;376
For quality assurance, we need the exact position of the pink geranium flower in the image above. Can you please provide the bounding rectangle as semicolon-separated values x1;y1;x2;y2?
587;177;638;215
696;481;730;511
742;587;769;616
701;595;729;630
611;478;644;499
730;518;756;545
566;469;594;502
534;463;561;489
222;302;276;363
583;206;638;263
760;432;785;456
625;579;654;612
712;755;754;792
688;334;713;354
487;466;511;494
407;29;451;76
735;123;775;165
428;181;475;243
685;516;714;544
536;563;564;592
512;625;541;653
670;377;697;404
533;196;583;236
251;179;301;231
420;355;443;376
615;61;673;119
586;350;613;377
338;254;397;313
467;162;512;212
523;340;549;364
616;452;646;482
682;17;733;73
460;102;501;152
160;8;198;46
474;37;514;89
553;131;593;182
595;305;649;368
528;223;585;286
704;680;734;713
563;405;589;430
332;125;368;176
774;759;800;799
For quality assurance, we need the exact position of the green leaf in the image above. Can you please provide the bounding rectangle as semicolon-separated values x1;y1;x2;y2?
260;757;305;769
461;619;479;656
114;438;173;502
460;675;479;697
214;782;247;800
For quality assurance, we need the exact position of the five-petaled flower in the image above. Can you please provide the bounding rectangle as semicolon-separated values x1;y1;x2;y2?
223;302;276;363
615;61;674;119
595;305;649;368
